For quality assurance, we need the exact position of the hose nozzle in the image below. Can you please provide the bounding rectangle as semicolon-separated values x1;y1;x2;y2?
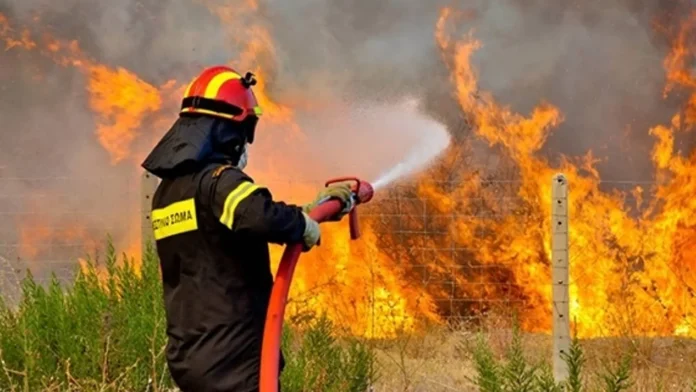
354;180;374;204
324;177;375;240
325;177;374;204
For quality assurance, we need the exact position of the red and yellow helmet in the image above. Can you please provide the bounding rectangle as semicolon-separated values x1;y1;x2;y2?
180;65;263;123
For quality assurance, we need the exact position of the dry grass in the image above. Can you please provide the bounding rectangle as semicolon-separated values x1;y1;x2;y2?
370;325;696;391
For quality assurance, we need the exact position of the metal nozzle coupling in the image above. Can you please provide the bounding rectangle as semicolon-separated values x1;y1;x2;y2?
354;180;374;204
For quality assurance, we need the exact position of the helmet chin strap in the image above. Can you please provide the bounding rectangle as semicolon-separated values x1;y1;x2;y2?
235;143;249;170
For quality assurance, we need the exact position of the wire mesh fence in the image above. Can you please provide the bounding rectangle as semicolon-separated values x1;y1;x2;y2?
0;174;140;304
0;173;535;327
0;172;550;347
1;172;694;339
3;172;696;388
361;184;531;327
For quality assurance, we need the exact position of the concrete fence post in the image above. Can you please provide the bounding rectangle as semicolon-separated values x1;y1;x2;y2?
141;171;159;258
551;173;570;382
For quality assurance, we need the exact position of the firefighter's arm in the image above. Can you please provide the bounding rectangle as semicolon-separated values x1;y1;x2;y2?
212;173;310;245
228;188;307;244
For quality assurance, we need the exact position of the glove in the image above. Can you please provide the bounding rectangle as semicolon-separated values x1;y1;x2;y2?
302;182;354;221
301;212;321;252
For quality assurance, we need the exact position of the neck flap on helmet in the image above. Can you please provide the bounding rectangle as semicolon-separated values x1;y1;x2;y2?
141;115;248;179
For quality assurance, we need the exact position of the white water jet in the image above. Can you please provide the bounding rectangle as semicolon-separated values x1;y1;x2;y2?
274;96;451;193
371;130;450;190
370;100;451;190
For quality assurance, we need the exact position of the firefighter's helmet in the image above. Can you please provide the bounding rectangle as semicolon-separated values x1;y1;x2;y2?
180;66;262;142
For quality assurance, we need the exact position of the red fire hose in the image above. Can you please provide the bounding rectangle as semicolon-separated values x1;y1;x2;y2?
259;177;375;392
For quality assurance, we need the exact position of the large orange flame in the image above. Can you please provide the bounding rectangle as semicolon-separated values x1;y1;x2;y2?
3;3;696;340
435;7;696;338
0;7;438;338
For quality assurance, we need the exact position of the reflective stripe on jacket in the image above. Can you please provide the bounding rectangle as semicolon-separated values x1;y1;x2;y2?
152;163;305;392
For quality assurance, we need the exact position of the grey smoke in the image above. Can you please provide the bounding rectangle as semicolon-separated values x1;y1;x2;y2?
263;0;691;181
0;0;693;275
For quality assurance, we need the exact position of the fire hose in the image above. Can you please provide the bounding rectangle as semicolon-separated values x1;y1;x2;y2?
259;177;375;392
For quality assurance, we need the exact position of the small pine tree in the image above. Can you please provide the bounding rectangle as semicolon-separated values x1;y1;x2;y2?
562;338;585;392
599;353;633;392
471;334;503;392
535;362;562;392
501;323;537;392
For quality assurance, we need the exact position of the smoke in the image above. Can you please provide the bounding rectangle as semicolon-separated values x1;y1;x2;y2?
2;0;229;81
0;0;693;272
263;0;692;180
455;0;683;180
297;97;451;186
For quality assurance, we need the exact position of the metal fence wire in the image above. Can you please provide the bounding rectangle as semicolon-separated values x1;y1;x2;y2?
0;172;572;369
0;175;139;295
3;171;696;387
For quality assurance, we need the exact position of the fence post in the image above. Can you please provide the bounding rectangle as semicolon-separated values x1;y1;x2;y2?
551;173;570;382
141;171;159;258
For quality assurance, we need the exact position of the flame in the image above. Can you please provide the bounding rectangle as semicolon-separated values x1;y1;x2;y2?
1;7;429;338
1;14;166;275
4;3;696;341
200;0;304;143
18;216;98;268
434;7;696;337
268;223;439;337
0;17;168;164
198;2;439;336
206;2;439;335
87;66;164;164
0;14;35;51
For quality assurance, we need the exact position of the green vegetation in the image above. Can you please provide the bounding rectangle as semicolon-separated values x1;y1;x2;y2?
0;238;691;391
466;323;635;392
0;239;376;392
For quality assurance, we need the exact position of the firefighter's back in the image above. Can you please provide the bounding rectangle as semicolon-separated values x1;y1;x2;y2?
151;164;273;392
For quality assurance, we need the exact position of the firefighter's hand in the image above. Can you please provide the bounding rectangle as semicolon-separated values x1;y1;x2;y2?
301;212;321;252
303;182;354;221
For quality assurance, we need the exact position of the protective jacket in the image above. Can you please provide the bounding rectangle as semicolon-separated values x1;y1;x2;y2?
143;116;305;391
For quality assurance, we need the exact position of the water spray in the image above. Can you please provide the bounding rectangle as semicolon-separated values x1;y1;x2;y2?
371;121;451;190
259;177;375;392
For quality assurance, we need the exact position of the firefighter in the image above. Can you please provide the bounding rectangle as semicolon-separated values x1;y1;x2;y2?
141;65;353;392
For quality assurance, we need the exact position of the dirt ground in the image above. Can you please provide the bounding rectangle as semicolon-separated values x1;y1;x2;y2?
370;327;696;391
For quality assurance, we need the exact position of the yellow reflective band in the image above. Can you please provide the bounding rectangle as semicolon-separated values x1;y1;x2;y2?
204;71;242;99
151;198;199;240
220;182;261;229
180;107;236;120
253;106;263;116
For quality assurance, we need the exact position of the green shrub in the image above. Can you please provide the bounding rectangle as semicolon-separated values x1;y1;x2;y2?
0;240;170;391
280;316;377;392
598;353;633;392
0;238;376;391
471;334;503;392
467;324;635;392
563;337;585;392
